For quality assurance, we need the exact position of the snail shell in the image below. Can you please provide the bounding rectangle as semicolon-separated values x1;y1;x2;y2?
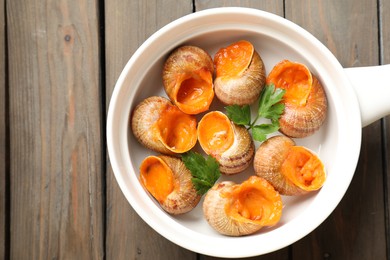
203;176;283;236
162;45;214;115
139;155;201;215
197;111;254;175
131;96;197;155
253;135;326;195
267;60;328;138
214;40;266;105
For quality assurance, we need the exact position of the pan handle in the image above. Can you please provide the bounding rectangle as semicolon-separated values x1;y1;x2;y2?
344;64;390;127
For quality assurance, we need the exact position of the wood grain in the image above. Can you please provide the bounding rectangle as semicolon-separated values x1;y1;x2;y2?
382;0;390;255
286;0;386;259
2;0;388;260
195;0;283;14
0;0;6;258
104;1;197;259
7;0;104;259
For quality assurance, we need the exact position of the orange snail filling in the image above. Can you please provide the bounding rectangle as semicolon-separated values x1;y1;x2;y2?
214;40;254;78
280;146;326;191
140;156;175;203
267;60;313;107
197;112;234;156
225;176;282;225
155;105;197;153
175;68;214;114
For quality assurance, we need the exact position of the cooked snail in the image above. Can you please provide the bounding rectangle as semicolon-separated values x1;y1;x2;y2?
266;60;327;138
203;176;283;236
131;96;197;155
253;135;326;195
197;111;254;175
139;155;201;214
213;40;266;105
162;45;214;115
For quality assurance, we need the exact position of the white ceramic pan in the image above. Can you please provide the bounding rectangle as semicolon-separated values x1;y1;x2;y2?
107;7;390;258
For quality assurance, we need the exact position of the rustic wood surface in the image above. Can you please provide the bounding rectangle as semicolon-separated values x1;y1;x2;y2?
384;0;390;256
7;0;103;259
1;0;389;259
0;0;6;258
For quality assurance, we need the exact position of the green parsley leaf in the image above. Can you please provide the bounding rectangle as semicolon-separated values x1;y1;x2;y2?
252;122;280;142
191;179;212;196
225;84;286;142
258;84;286;119
182;151;221;196
261;103;285;121
225;104;251;126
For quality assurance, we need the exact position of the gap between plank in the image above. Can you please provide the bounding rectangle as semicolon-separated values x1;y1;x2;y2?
382;118;390;260
377;0;390;259
98;0;107;259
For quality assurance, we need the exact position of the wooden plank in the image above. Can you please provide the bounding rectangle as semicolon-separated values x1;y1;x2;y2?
195;0;284;14
285;0;386;259
381;0;390;256
0;0;6;258
104;1;197;259
7;0;104;259
195;1;288;260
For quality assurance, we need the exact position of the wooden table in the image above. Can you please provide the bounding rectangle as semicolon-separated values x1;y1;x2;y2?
1;0;389;259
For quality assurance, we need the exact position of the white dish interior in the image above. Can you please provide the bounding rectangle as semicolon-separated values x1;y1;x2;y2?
107;7;362;258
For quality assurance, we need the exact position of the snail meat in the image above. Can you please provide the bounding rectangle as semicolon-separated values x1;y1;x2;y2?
213;40;266;105
197;111;254;175
131;96;197;155
254;135;326;195
139;155;201;214
162;45;214;115
266;60;328;138
203;176;283;236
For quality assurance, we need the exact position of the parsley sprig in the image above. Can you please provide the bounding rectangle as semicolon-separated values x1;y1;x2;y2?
225;84;286;142
182;151;221;196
